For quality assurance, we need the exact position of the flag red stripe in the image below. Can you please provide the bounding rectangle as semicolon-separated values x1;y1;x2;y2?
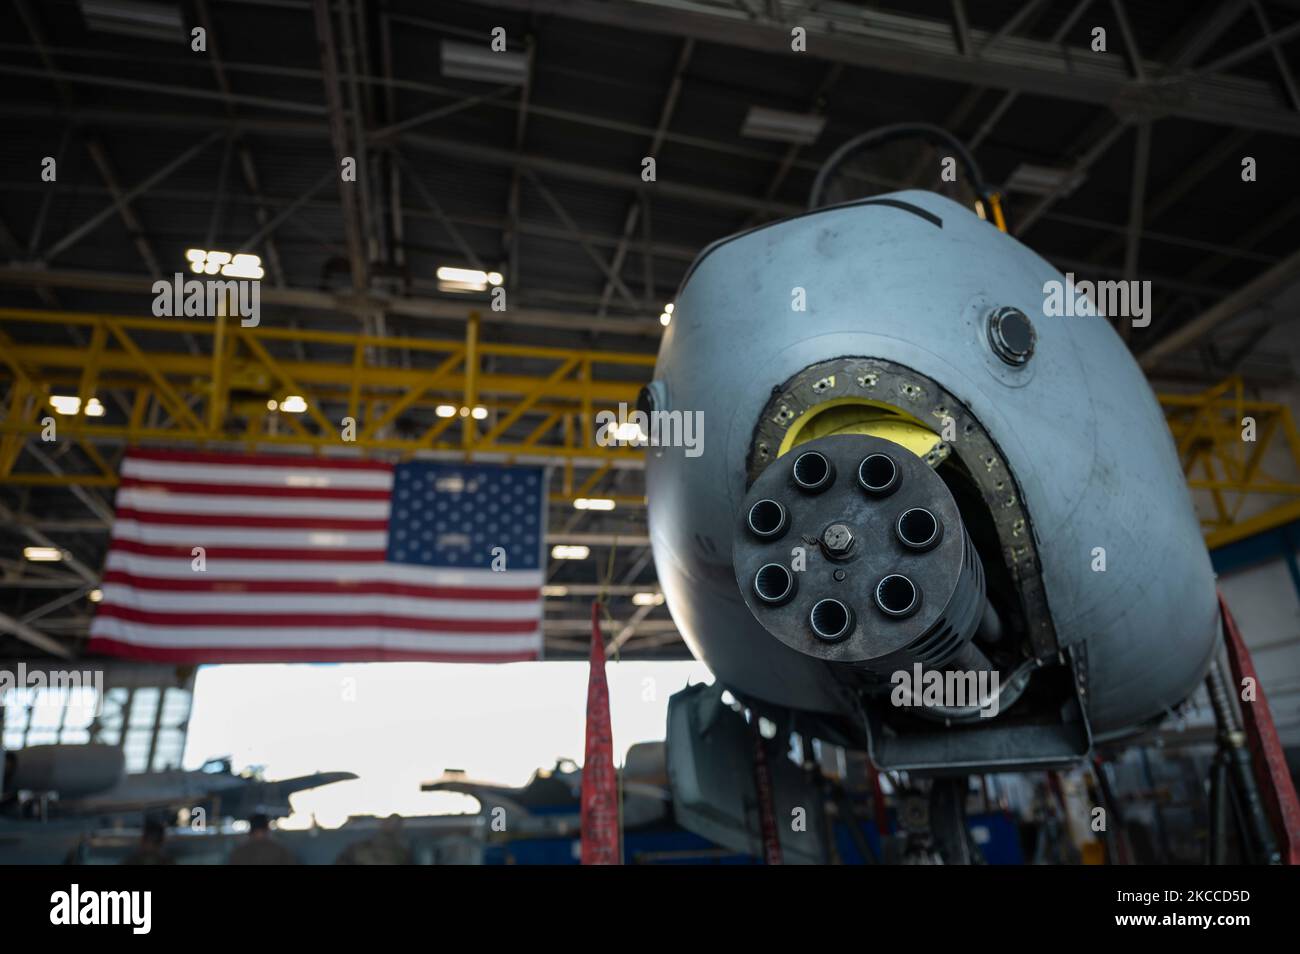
86;637;537;664
102;570;539;601
95;604;538;633
118;476;391;501
107;538;386;561
124;447;393;471
114;507;387;531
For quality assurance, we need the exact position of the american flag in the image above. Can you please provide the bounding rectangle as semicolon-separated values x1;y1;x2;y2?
88;449;547;663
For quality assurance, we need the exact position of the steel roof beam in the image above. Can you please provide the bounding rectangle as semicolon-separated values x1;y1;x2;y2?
0;611;72;658
1168;0;1250;69
502;34;536;298
312;0;369;292
0;265;664;337
526;172;644;311
1250;0;1300;112
84;139;164;281
1139;243;1300;369
1122;120;1152;345
195;0;289;289
0;97;808;218
40;133;221;266
596;38;694;318
469;0;1300;136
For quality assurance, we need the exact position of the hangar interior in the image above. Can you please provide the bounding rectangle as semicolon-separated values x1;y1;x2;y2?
1;0;1300;865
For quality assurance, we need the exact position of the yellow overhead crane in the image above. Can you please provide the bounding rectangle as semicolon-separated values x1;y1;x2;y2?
1160;376;1300;550
2;306;1299;548
0;306;650;508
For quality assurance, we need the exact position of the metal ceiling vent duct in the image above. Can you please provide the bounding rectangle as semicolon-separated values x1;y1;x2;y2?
741;106;826;145
78;0;183;42
440;40;529;86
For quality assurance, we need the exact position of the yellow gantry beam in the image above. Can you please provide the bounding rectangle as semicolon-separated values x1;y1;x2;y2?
4;309;1300;545
0;306;650;506
1158;376;1300;549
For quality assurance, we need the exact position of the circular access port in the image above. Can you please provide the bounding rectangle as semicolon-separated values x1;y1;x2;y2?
896;507;942;551
792;451;833;492
988;306;1036;366
809;599;854;642
875;574;920;618
636;383;658;416
746;499;789;539
858;453;900;495
753;563;796;605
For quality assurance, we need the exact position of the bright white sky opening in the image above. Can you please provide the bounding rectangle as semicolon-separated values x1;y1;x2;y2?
184;660;714;829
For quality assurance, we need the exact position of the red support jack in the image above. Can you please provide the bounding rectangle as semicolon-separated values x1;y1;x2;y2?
1217;591;1300;865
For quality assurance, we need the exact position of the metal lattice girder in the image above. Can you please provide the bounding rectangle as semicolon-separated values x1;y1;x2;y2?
0;266;665;337
7;308;1300;547
0;307;650;506
1160;376;1300;549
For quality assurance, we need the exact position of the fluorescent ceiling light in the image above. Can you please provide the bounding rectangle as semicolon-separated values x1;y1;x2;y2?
438;281;485;294
23;546;64;562
436;266;486;284
279;395;308;414
1003;163;1086;197
49;395;105;417
632;592;665;607
222;253;264;279
49;395;80;415
541;585;569;597
574;498;616;511
612;422;643;442
79;0;183;42
551;545;590;560
202;251;231;274
441;40;528;86
436;266;502;294
185;248;264;280
450;406;488;419
741;106;826;145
